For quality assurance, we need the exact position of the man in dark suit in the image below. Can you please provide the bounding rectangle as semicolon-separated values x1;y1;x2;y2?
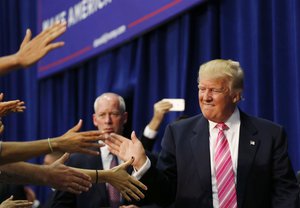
107;59;299;208
51;92;129;208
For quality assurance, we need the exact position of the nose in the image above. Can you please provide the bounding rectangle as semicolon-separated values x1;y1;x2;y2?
104;114;112;123
201;89;213;101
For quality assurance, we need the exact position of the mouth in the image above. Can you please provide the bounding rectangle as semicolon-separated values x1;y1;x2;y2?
103;128;114;133
202;103;214;107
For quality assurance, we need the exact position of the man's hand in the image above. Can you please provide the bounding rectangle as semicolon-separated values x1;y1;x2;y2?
153;100;172;120
44;153;92;194
103;157;147;202
0;195;33;208
15;22;66;68
106;131;147;170
0;93;26;117
148;100;172;131
51;119;104;155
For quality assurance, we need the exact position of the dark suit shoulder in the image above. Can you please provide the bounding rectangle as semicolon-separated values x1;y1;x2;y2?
240;111;285;136
168;114;204;130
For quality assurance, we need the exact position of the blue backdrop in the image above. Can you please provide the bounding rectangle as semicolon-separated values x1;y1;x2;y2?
1;0;300;203
37;0;206;77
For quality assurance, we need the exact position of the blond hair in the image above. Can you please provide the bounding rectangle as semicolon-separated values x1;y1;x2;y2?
198;59;244;92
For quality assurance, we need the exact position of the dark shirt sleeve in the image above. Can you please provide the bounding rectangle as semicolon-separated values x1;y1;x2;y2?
140;133;156;152
140;125;177;207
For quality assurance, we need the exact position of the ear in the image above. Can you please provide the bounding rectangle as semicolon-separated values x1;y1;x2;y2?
232;92;241;104
92;114;98;127
123;112;128;125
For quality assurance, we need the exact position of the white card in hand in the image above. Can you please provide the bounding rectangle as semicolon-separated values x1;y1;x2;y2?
162;98;185;111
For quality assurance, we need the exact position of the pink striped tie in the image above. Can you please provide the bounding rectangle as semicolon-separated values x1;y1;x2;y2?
214;123;237;208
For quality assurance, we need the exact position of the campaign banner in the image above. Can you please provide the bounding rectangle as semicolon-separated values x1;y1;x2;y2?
37;0;206;78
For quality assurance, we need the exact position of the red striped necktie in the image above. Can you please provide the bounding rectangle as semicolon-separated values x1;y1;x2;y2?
214;123;237;208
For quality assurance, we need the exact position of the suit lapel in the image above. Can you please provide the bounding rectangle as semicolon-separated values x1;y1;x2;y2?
190;116;213;192
236;111;260;207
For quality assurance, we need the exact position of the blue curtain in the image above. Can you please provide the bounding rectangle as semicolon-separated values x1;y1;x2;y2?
0;0;37;143
1;0;300;202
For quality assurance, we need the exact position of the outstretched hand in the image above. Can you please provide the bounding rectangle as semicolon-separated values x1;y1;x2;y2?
0;93;26;117
52;119;105;155
106;131;147;170
0;22;67;75
105;157;147;202
15;22;67;68
45;153;92;194
153;100;172;120
0;195;33;208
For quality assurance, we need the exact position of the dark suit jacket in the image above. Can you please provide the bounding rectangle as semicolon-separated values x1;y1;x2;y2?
50;151;111;208
141;111;299;208
141;134;156;152
0;184;27;202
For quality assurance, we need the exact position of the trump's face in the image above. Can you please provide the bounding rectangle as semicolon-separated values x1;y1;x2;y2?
93;95;127;135
198;77;238;123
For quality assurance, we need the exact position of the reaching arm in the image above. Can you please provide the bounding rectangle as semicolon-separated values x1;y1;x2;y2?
74;157;147;202
0;22;66;75
147;100;172;131
141;100;172;151
0;154;92;194
0;154;147;199
0;119;104;165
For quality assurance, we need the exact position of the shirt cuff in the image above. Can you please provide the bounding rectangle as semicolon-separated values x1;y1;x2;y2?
143;125;158;139
132;157;151;180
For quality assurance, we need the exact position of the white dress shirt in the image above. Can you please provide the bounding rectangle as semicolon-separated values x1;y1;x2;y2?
100;144;123;201
100;145;122;170
143;125;158;139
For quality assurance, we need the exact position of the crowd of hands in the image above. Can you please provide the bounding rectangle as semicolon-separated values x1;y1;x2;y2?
0;20;175;207
0;92;147;207
0;91;172;208
0;22;136;207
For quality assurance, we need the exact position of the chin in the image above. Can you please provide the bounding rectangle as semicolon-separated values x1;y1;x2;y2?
202;112;213;120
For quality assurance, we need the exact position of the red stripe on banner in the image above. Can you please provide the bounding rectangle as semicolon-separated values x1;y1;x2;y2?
128;0;182;28
39;46;92;72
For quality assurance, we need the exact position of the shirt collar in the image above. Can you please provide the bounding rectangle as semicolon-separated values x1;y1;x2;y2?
208;107;240;131
99;143;111;158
